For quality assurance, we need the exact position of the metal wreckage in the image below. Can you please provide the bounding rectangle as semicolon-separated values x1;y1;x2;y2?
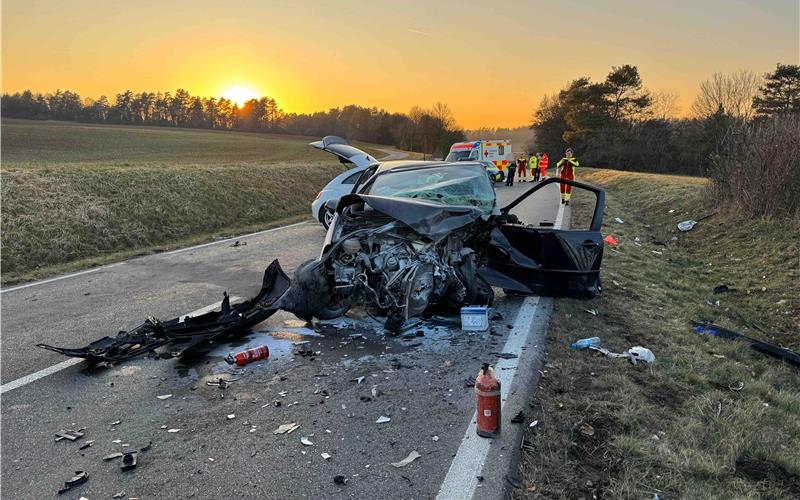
39;137;605;363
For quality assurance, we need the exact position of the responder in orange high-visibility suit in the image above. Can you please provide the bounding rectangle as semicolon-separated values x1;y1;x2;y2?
556;148;579;205
538;152;549;181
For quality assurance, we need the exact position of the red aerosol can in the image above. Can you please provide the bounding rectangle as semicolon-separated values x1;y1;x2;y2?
475;363;501;438
225;345;269;366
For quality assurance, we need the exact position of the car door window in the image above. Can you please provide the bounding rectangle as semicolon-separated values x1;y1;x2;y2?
342;171;362;185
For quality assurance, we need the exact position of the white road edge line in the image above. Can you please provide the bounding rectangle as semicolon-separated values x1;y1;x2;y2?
436;202;565;500
0;297;241;395
0;221;309;294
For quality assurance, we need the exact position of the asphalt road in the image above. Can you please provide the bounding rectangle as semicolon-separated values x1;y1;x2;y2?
1;180;564;499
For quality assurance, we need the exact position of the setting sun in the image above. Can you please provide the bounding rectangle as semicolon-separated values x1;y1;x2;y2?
221;85;259;107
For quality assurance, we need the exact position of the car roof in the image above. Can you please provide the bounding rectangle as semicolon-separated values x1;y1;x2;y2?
375;160;485;174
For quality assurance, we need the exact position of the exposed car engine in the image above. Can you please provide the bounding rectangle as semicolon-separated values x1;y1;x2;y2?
287;216;492;333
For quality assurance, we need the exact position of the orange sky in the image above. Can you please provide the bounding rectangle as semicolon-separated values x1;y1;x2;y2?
2;0;798;129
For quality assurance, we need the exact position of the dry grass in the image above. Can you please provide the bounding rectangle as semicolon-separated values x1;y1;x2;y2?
515;169;800;499
0;119;385;283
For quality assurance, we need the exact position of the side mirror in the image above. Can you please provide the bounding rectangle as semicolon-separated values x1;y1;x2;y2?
325;198;340;211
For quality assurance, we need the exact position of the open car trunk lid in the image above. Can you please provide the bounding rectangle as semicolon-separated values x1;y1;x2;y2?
309;135;379;169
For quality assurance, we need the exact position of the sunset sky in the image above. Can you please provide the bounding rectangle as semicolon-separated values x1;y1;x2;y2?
2;0;798;128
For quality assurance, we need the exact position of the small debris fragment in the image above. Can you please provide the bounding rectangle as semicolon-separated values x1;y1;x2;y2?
226;414;236;420
603;235;618;246
55;428;84;442
57;470;88;494
713;285;736;294
78;440;94;450
321;452;332;460
493;352;518;359
333;475;349;485
371;385;382;398
110;420;121;426
614;217;624;224
273;422;300;434
112;492;125;499
579;423;595;436
354;376;365;384
391;450;421;468
167;428;181;433
301;437;314;446
529;420;539;428
112;439;122;444
464;376;476;388
104;452;124;461
120;452;138;471
376;416;391;424
156;394;173;400
585;308;598;316
511;411;525;424
432;435;439;442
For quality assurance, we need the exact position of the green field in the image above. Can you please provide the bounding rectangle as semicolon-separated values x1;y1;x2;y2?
517;169;799;498
0;119;387;284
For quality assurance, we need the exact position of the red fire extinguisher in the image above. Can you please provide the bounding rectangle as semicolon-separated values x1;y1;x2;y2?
475;363;501;438
225;345;269;366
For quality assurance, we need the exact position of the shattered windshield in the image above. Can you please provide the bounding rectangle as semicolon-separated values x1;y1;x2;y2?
366;165;495;213
445;150;478;162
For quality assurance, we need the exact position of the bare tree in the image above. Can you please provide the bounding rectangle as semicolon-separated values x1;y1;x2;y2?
649;90;680;120
691;70;760;119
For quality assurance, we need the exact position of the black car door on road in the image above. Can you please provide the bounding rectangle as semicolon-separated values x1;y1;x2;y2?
479;177;605;299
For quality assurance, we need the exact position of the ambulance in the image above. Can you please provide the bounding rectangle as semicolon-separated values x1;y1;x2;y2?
445;140;515;180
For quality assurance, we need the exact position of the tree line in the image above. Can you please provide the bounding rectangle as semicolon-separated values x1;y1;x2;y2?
530;63;800;219
530;63;800;176
1;89;465;156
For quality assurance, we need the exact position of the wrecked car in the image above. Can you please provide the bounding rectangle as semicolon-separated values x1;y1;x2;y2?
38;136;605;362
285;136;606;333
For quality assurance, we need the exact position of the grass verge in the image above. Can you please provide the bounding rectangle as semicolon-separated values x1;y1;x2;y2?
1;119;403;284
516;169;799;498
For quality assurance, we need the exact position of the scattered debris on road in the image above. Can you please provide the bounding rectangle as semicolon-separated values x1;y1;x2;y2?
333;475;349;485
579;423;595;436
273;422;300;434
321;453;332;460
120;452;138;471
300;437;314;446
55;428;84;442
614;217;624;224
529;420;539;428
511;411;525;424
104;452;124;461
167;428;181;433
78;440;94;450
391;450;421;468
226;414;236;420
57;470;88;495
156;394;172;400
376;416;391;424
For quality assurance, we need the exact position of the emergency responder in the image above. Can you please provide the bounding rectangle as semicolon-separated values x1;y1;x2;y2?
538;152;549;180
516;155;528;182
505;159;516;186
529;153;540;182
556;148;579;205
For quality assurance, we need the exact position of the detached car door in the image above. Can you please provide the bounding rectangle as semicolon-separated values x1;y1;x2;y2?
479;177;605;299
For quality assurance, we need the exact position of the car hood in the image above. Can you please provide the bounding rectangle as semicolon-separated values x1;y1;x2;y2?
342;194;487;240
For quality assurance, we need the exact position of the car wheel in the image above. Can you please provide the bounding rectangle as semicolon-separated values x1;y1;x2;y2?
319;207;335;229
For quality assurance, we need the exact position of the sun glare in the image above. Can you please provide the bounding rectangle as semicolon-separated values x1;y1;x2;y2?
222;85;259;107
